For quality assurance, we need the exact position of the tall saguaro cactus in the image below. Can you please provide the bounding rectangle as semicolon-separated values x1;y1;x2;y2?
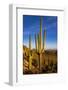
29;34;32;70
35;34;38;52
39;17;42;53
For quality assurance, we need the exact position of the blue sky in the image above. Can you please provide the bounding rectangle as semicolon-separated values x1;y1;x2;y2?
23;15;57;49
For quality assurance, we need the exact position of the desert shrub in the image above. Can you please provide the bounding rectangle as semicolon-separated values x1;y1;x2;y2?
32;59;38;67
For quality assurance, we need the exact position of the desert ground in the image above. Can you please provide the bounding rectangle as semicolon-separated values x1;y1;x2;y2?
23;45;57;75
